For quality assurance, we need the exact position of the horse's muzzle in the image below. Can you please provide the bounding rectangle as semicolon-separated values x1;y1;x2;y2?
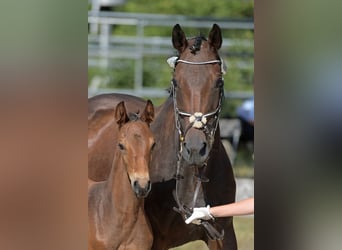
181;128;210;165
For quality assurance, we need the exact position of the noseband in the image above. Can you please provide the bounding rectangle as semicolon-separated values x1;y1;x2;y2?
171;57;224;151
169;56;225;240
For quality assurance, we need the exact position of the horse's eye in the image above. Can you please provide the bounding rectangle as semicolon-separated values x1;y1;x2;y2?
118;143;125;150
216;78;224;88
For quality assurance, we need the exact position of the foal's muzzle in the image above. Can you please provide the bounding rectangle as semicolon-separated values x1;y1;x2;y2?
133;179;152;198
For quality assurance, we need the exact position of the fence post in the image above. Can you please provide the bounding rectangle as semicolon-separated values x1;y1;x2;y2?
134;20;145;93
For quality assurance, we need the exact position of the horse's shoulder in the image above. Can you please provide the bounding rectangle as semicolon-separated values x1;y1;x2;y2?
88;108;115;132
88;93;118;119
88;93;147;119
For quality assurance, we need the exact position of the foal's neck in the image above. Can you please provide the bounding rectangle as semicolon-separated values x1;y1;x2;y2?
106;152;142;214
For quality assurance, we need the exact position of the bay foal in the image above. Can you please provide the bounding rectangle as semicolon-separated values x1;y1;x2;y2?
88;100;155;250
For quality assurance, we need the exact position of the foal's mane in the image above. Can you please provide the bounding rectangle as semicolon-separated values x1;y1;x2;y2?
128;112;140;121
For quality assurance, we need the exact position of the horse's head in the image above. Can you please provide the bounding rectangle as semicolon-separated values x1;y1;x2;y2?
115;100;155;198
171;24;224;166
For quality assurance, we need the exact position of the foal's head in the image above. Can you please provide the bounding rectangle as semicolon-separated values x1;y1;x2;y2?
171;24;224;166
115;100;155;198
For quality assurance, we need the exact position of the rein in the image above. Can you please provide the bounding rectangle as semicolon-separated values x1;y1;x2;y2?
173;152;224;240
170;57;225;240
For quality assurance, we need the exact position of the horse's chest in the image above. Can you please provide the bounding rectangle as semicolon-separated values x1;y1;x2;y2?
108;216;152;250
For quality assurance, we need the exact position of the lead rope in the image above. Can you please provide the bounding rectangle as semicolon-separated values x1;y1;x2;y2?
173;157;224;240
173;147;192;217
172;134;224;240
191;163;209;209
172;80;190;216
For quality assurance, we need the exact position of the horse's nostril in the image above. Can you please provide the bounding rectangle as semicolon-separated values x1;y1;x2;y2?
199;142;207;156
133;180;138;188
183;143;191;154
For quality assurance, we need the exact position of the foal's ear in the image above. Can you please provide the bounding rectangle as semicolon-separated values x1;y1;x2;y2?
172;24;188;53
208;23;222;50
140;100;154;126
115;101;129;128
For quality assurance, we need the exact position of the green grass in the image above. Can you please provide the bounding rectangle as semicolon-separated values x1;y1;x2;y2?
170;240;209;250
233;165;254;178
233;142;254;178
169;217;254;250
234;217;254;250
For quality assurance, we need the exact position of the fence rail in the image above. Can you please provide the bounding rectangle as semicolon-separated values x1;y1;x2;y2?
88;11;254;29
88;11;254;99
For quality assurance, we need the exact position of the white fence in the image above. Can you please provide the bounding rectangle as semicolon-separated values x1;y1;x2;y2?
88;11;254;99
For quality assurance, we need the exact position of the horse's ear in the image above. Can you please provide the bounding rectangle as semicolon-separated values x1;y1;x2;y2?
115;101;129;128
172;24;188;53
208;23;222;50
140;100;154;126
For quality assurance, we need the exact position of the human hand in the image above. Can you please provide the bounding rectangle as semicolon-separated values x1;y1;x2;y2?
185;205;213;224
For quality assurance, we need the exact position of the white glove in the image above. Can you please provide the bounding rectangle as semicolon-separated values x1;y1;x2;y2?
185;205;213;224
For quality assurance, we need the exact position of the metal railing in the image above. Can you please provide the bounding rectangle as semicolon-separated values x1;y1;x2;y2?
88;11;254;99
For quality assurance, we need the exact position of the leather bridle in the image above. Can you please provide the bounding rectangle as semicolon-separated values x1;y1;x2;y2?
171;57;225;240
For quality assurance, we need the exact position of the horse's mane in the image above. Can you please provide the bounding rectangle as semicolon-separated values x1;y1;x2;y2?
167;84;174;97
190;35;206;54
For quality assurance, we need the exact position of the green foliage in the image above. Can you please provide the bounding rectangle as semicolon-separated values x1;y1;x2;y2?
113;0;253;37
88;60;135;89
88;57;172;90
143;56;173;88
116;0;253;18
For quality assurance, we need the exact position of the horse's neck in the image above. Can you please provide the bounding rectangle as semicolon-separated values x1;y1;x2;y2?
175;134;223;209
210;125;223;154
106;153;141;215
175;164;206;208
150;97;179;182
155;96;174;120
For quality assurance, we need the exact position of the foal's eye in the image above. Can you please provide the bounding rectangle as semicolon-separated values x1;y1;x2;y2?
118;143;125;150
215;78;224;88
151;142;156;151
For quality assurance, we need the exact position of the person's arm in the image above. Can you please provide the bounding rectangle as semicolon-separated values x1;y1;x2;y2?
209;197;254;217
185;197;254;224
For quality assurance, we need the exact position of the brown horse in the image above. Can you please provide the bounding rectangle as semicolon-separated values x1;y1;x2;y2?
88;94;148;181
88;24;237;250
88;101;155;250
